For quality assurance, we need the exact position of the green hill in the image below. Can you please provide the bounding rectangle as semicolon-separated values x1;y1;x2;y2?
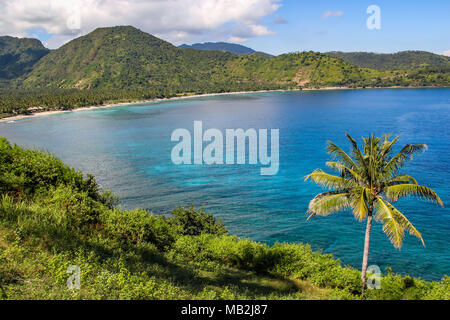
21;26;374;90
18;27;450;91
326;51;450;70
0;26;447;118
0;36;50;86
21;26;277;91
1;137;449;300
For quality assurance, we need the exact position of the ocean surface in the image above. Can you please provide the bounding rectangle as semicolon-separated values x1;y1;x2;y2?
0;88;449;281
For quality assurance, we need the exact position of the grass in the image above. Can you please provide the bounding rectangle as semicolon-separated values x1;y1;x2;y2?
0;224;330;300
0;137;449;300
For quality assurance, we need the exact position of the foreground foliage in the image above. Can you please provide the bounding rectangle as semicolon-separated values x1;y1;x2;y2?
0;137;448;300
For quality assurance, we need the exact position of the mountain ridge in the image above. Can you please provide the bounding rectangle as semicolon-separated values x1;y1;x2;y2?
179;42;256;54
326;51;450;70
0;36;50;85
0;26;447;91
179;41;273;59
0;26;448;118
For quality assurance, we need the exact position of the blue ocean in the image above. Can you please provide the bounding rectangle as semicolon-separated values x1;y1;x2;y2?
0;88;449;280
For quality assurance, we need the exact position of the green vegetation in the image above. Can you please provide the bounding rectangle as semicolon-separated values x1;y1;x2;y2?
0;137;449;300
0;36;50;86
19;27;449;91
306;133;443;293
0;26;448;119
327;51;450;70
19;26;280;90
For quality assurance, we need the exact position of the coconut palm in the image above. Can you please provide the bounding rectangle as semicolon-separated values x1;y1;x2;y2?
305;133;443;293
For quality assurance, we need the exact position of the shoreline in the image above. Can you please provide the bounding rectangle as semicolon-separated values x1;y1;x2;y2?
0;89;291;122
0;86;446;123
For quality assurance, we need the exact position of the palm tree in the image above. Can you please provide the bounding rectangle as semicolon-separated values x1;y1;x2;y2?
305;133;443;293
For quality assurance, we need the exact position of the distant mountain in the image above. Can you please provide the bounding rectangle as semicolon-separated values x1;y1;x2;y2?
179;42;273;58
326;51;450;70
0;36;50;85
11;26;449;91
179;42;255;54
21;26;278;90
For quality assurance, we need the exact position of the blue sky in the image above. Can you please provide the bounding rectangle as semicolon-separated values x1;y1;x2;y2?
247;0;450;55
1;0;449;55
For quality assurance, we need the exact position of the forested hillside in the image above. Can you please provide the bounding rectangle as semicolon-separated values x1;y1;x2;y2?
0;26;448;119
0;36;50;86
20;27;450;91
21;26;279;91
326;51;450;70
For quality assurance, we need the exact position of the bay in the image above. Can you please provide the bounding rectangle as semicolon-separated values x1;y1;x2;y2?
1;88;449;280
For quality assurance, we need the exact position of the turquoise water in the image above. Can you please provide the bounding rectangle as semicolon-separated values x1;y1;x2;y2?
0;88;449;280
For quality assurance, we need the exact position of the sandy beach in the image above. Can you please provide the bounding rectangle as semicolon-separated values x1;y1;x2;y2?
0;89;297;123
0;86;441;123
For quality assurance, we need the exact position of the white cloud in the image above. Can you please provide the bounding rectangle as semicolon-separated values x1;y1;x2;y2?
228;36;248;43
232;23;275;38
442;50;450;57
0;0;281;48
322;10;344;19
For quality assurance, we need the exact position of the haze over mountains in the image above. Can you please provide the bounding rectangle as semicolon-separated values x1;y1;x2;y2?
178;42;273;59
0;26;449;91
179;42;256;54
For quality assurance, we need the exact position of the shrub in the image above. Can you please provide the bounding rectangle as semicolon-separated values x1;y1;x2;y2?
0;138;100;199
269;243;361;292
423;276;450;300
168;206;228;236
36;185;103;228
102;209;176;251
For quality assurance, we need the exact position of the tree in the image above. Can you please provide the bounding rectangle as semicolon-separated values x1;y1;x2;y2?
305;133;443;294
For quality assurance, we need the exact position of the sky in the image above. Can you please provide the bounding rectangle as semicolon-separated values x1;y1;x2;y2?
0;0;449;56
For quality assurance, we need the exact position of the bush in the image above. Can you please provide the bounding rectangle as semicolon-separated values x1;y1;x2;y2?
168;206;228;236
424;276;450;300
102;208;177;251
0;137;101;199
36;185;103;229
363;272;430;300
270;243;361;292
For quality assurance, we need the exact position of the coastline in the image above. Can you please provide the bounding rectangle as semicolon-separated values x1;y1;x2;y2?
0;86;446;123
0;89;292;123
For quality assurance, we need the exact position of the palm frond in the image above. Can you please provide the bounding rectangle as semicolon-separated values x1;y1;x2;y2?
304;169;355;189
307;191;350;220
326;161;363;182
385;184;444;206
382;144;427;179
379;135;400;159
346;133;369;176
350;187;369;221
326;141;357;169
375;198;425;249
385;174;419;186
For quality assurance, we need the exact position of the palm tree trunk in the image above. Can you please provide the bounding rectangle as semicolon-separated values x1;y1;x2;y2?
361;203;373;294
